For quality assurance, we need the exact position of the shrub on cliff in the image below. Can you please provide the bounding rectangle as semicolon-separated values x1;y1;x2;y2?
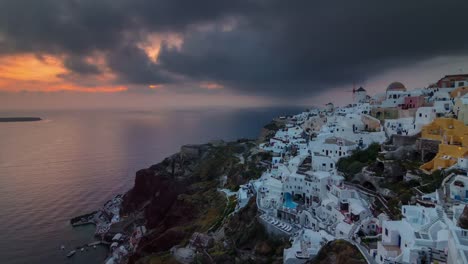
195;147;238;181
308;240;365;264
337;143;381;178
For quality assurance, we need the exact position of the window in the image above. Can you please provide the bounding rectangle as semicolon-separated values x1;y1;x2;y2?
385;228;388;236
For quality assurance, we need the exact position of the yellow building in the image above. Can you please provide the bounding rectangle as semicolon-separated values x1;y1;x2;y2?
420;118;468;173
450;86;468;98
454;96;468;125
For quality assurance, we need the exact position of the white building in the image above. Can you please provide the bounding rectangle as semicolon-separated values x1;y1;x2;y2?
446;204;468;264
355;87;369;103
283;230;334;264
448;175;468;202
373;205;449;264
415;107;437;126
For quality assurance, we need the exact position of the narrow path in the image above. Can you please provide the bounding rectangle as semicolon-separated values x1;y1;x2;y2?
345;238;376;264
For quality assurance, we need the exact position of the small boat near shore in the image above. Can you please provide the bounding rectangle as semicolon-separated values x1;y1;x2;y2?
66;250;76;258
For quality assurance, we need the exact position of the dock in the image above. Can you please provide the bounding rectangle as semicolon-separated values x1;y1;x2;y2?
70;211;97;226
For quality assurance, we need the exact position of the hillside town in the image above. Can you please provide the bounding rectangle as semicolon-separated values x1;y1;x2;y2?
251;74;468;264
76;74;468;264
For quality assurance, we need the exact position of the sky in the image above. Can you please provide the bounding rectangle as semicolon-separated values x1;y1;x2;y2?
1;0;468;110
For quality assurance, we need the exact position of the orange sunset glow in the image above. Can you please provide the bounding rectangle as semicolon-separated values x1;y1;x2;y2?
200;82;224;90
0;54;127;93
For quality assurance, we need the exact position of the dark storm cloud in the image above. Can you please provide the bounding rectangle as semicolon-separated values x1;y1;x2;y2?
157;0;468;96
63;55;101;75
1;0;468;96
0;0;251;55
107;43;174;84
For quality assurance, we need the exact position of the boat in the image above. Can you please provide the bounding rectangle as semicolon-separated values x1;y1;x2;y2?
81;248;85;252
66;250;76;257
60;245;65;250
93;245;97;249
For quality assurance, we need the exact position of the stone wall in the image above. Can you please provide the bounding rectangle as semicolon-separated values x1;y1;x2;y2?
416;138;440;161
258;217;290;238
391;133;420;147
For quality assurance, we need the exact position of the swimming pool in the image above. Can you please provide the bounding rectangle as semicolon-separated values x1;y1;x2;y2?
284;192;298;209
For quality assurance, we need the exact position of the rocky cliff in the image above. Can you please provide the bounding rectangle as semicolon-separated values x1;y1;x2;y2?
119;140;276;263
459;205;468;229
307;240;366;264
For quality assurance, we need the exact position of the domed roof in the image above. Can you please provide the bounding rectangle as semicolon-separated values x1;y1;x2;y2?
356;87;366;92
387;82;406;92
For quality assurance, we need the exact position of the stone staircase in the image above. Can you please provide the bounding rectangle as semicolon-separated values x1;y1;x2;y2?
436;207;445;223
420;215;440;232
348;220;362;239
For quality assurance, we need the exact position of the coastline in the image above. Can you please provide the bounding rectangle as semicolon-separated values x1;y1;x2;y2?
70;114;369;264
0;117;42;122
69;122;282;263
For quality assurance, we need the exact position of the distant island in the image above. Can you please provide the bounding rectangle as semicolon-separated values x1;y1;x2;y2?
0;117;42;122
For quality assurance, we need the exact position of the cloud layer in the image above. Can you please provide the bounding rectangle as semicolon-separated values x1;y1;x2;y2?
1;0;468;97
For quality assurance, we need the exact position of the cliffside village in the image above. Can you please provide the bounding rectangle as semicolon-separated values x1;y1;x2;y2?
96;74;468;264
245;74;468;264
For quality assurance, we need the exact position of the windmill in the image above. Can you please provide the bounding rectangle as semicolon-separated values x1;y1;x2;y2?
343;82;357;103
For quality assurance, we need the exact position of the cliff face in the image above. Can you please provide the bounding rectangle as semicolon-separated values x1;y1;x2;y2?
204;198;289;264
307;240;366;264
122;168;182;219
458;205;468;229
120;141;268;263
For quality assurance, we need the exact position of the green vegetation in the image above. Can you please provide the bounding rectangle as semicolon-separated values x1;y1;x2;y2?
261;121;285;142
400;159;423;173
177;188;226;233
224;148;269;191
379;180;420;218
381;180;419;200
337;143;381;179
263;121;283;131
386;198;403;219
419;170;444;193
310;239;366;264
195;146;239;181
209;196;237;231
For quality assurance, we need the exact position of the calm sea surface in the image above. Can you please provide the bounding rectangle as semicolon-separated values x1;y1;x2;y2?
0;107;302;264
